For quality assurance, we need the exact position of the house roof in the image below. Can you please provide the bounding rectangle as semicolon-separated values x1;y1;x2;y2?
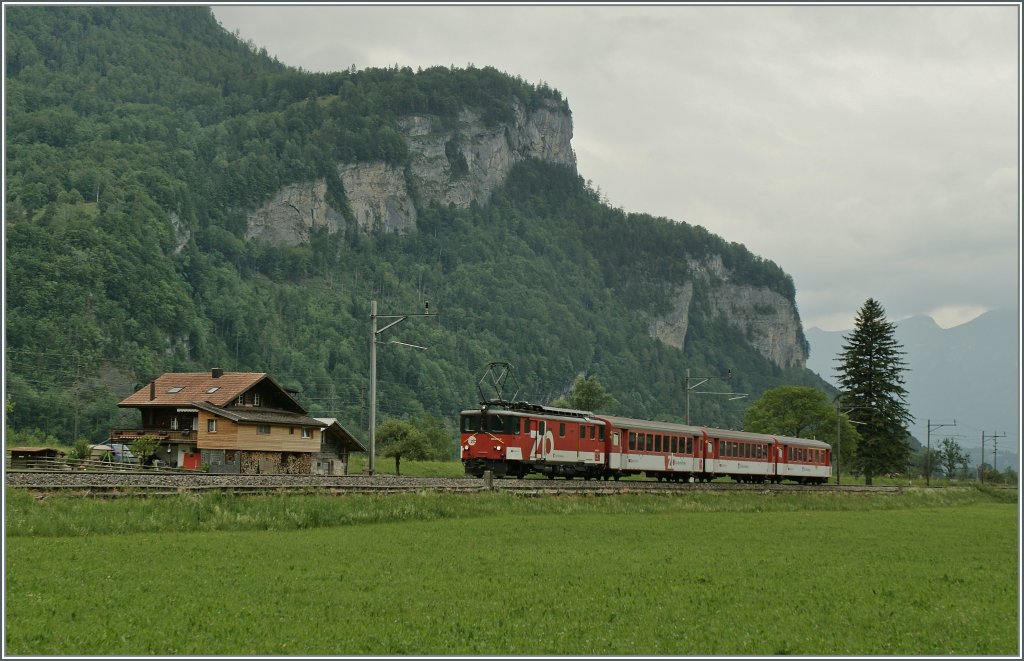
118;371;305;412
6;447;65;455
315;418;367;452
195;402;324;428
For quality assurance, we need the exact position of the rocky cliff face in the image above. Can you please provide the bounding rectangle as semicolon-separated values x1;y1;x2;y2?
240;96;805;371
243;97;575;246
648;255;808;370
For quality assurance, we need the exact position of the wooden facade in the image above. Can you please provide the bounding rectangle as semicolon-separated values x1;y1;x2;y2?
197;410;320;453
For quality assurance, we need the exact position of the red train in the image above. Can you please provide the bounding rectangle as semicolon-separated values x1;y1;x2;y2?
460;399;832;484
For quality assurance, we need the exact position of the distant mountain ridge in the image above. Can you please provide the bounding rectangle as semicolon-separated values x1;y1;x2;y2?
805;309;1021;471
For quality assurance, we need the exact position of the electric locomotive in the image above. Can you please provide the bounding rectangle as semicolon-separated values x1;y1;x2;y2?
460;400;607;479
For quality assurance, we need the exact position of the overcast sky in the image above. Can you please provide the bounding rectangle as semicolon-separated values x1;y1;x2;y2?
212;3;1020;332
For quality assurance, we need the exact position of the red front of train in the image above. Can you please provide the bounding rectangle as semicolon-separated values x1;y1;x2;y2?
460;401;607;479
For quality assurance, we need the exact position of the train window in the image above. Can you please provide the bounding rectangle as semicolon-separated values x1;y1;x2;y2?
687;438;693;454
655;435;661;452
646;434;654;452
539;421;546;437
559;423;565;437
522;418;531;433
590;426;596;440
671;437;678;454
461;415;480;433
486;415;506;433
628;432;636;450
580;424;586;439
599;426;605;440
745;444;751;458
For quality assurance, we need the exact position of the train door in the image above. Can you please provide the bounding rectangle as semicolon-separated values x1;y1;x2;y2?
533;419;554;461
617;430;628;470
532;420;545;460
610;430;621;470
704;436;716;477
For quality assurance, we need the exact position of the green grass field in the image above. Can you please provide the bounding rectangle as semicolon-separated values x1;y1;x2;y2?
4;487;1018;655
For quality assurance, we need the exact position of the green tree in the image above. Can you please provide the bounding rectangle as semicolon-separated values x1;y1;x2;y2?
743;386;858;442
377;419;435;474
407;412;455;461
551;375;619;412
70;437;92;461
835;299;914;485
936;437;968;480
911;447;941;482
130;434;160;466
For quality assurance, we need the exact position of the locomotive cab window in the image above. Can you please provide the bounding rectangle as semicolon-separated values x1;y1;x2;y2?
461;415;480;433
485;415;514;434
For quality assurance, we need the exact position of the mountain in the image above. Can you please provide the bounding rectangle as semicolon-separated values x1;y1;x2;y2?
805;309;1021;471
4;5;830;445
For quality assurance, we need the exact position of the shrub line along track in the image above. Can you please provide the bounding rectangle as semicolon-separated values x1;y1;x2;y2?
4;471;904;498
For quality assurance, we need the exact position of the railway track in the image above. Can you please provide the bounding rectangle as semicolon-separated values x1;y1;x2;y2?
4;470;904;497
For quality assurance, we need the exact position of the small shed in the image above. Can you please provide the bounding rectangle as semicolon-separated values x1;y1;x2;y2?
89;443;136;464
6;447;65;469
313;418;366;476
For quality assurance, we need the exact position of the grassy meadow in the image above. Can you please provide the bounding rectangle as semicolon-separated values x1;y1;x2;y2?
3;486;1019;656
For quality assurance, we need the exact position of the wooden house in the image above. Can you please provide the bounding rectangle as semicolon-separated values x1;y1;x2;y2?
112;368;361;474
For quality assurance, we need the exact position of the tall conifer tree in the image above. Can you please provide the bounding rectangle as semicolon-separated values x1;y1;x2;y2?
835;298;913;484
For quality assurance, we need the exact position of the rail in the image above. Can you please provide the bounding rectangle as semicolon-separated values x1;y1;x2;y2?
4;470;911;498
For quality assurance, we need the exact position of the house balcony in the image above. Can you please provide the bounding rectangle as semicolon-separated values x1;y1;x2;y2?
108;428;197;444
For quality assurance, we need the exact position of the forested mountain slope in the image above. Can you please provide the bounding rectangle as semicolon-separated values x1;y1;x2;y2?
4;6;828;445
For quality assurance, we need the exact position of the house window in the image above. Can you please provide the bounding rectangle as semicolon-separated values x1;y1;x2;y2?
168;387;184;394
253;393;261;406
236;395;244;406
170;418;179;430
301;427;311;439
257;424;270;435
207;387;220;394
207;419;217;433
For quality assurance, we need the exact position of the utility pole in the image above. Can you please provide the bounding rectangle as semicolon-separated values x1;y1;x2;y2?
926;419;956;487
980;431;1006;483
369;299;436;476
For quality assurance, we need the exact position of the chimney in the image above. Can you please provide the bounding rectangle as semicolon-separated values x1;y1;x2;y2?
150;381;156;401
212;368;224;379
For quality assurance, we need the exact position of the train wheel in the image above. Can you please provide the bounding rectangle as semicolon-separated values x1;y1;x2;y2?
613;474;620;481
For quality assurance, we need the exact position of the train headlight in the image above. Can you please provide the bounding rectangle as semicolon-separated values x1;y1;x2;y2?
495;446;502;452
467;439;476;446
